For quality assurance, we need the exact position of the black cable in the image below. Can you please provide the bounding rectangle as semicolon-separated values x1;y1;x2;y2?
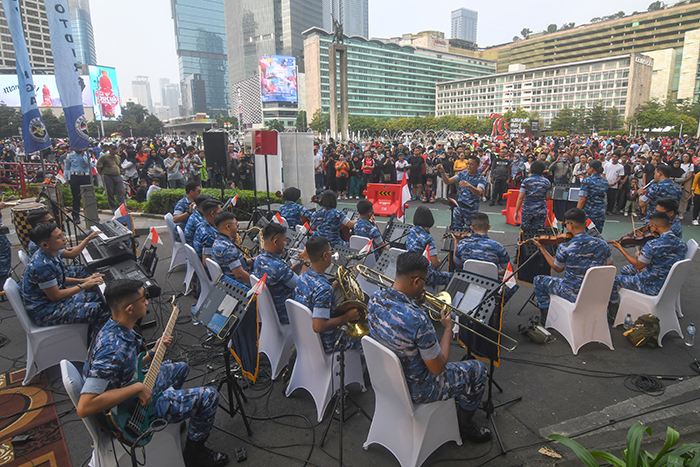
624;374;665;395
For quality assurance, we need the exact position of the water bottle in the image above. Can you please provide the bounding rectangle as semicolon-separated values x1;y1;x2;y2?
623;314;633;331
685;323;695;347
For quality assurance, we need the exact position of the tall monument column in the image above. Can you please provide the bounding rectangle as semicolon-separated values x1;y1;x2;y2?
329;18;349;141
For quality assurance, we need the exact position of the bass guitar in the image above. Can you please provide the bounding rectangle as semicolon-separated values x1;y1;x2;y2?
106;297;180;446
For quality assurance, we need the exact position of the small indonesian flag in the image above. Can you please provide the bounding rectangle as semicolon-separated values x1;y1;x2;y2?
147;227;163;244
272;212;289;228
56;171;66;184
247;273;267;297
549;211;557;229
423;244;431;260
586;218;596;230
232;194;238;206
113;203;128;219
396;176;411;222
359;239;373;254
300;221;311;235
503;262;517;289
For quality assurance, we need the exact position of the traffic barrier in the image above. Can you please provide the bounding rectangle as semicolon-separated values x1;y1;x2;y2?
363;183;403;217
501;189;554;227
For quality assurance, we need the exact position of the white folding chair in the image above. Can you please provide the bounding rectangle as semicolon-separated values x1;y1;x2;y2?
462;259;499;279
164;213;187;272
614;259;692;347
361;336;462;467
183;244;214;312
285;299;365;422
5;278;89;385
178;226;195;294
205;258;223;282
18;250;30;268
60;360;185;467
250;274;294;380
676;239;697;318
545;266;616;355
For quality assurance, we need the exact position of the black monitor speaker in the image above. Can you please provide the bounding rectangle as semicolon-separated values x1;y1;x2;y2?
203;130;229;173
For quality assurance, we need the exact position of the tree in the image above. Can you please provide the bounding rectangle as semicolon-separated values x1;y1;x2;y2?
309;109;330;132
41;109;67;138
647;1;663;11
0;104;22;139
520;28;531;39
214;114;238;129
295;110;307;131
560;22;576;31
550;106;577;133
121;102;149;124
588;101;607;132
547;24;558;33
512;36;521;43
605;107;623;130
266;119;284;132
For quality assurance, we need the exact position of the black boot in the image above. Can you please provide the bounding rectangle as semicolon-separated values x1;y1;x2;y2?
457;407;491;444
607;302;619;326
183;437;229;467
539;308;549;326
489;200;495;206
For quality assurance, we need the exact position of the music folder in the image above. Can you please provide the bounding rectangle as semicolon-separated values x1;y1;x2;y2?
196;277;251;340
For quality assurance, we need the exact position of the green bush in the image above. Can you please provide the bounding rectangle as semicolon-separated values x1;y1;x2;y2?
541;131;569;137
598;130;628;137
145;188;283;220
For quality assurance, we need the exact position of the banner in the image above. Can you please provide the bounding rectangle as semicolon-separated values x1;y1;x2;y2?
43;0;90;150
0;75;92;108
2;0;50;154
259;55;298;103
88;65;122;121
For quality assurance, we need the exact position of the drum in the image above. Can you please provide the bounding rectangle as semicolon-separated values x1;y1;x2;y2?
12;199;46;251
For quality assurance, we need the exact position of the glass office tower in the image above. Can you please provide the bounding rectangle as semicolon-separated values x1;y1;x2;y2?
68;0;96;66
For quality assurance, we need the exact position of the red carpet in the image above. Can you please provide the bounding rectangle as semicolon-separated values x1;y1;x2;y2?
0;369;71;467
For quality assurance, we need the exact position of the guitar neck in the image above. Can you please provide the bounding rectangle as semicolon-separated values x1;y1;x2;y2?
143;302;180;390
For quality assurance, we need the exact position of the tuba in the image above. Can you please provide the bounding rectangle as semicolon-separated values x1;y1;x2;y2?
333;265;369;339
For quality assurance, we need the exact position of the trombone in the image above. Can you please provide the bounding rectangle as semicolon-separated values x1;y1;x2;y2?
356;264;518;352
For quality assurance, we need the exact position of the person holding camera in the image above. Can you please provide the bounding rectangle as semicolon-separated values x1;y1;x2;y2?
164;148;186;189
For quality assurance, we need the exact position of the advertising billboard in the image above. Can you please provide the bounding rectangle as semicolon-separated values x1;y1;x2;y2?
88;65;122;121
260;55;297;103
0;74;92;108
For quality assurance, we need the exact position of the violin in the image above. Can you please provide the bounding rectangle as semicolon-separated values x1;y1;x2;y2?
610;224;657;248
519;232;573;246
275;190;283;199
442;230;471;240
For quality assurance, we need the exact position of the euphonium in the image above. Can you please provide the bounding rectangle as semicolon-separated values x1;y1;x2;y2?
333;265;369;339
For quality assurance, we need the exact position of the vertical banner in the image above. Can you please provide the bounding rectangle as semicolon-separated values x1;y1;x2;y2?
43;0;90;150
2;0;51;154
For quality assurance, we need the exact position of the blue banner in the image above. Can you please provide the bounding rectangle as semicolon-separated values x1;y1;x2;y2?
2;0;51;154
43;0;90;150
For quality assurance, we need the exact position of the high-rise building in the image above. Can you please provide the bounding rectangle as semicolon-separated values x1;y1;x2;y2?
68;0;96;66
131;76;154;114
322;0;368;39
0;0;54;73
171;0;230;116
451;8;477;44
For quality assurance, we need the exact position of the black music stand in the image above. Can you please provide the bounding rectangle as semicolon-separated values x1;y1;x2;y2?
515;228;557;315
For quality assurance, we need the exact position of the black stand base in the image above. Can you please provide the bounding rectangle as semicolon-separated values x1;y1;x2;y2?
516;291;539;316
482;360;521;455
216;348;253;436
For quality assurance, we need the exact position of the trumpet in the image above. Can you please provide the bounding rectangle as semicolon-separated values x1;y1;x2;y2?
356;264;518;352
237;226;263;258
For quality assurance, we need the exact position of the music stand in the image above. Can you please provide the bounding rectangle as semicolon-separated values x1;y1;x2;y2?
382;221;413;249
516;228;557;315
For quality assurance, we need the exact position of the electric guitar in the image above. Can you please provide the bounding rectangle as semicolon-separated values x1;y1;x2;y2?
106;297;180;446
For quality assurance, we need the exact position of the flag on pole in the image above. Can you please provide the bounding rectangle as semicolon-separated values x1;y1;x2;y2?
56;171;66;184
113;203;127;218
359;239;373;254
503;262;517;289
396;176;411;222
247;273;267;297
423;244;431;260
586;218;596;230
232;194;238;206
147;227;163;244
272;212;289;228
549;211;557;230
299;221;311;235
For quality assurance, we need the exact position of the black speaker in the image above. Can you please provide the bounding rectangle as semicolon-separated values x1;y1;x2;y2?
203;130;229;173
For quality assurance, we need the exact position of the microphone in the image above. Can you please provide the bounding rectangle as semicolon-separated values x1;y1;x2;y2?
335;325;349;347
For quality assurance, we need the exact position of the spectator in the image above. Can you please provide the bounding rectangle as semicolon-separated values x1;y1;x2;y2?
146;179;161;200
395;152;409;183
335;154;350;199
95;144;125;212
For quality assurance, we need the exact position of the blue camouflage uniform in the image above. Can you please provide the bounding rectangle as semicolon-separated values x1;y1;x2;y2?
519;174;552;231
641;179;682;221
406;226;451;287
20;249;109;329
28;241;88;278
352;218;383;260
534;232;612;310
253;250;297;324
451;171;486;230
279;201;311;229
173;195;192;241
455;233;510;274
0;213;10;278
184;208;204;246
671;216;682;239
193;221;217;260
611;231;687;303
81;319;218;443
310;207;351;247
212;233;248;279
579;173;608;233
367;287;487;411
294;268;362;353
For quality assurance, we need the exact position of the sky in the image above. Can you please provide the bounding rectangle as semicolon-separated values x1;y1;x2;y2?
89;0;653;101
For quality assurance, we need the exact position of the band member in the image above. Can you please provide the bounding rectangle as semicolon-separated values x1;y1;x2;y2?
437;155;486;230
515;161;552;231
454;213;510;277
367;252;491;443
577;159;608;233
294;236;362;353
78;280;228;467
184;195;214;246
172;181;202;239
654;198;683;239
193;200;222;265
212;212;251;284
532;208;612;324
639;164;682;221
253;223;306;324
407;206;451;287
26;209;100;277
278;187;311;229
310;190;355;247
353;200;386;259
609;212;687;313
21;223;109;332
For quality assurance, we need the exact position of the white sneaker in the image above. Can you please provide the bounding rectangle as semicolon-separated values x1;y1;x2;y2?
693;219;699;226
624;212;628;216
679;213;684;220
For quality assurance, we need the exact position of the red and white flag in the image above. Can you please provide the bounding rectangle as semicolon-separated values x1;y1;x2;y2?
548;211;557;230
423;244;431;260
503;262;517;289
359;239;373;254
113;203;128;219
300;221;311;235
586;218;596;230
56;171;66;184
396;176;411;222
232;194;238;206
247;273;267;297
147;227;163;244
272;212;289;228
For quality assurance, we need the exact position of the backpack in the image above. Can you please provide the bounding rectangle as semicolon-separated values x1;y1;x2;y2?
623;314;660;347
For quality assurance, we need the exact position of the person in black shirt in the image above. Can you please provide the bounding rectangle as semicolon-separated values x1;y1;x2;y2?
408;147;426;201
490;150;511;206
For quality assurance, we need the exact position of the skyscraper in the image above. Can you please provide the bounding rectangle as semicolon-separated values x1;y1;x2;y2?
0;0;54;73
68;0;96;66
131;76;154;114
323;0;368;39
159;78;180;118
451;8;477;43
171;0;230;116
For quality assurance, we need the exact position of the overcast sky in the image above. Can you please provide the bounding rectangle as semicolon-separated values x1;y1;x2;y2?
89;0;653;101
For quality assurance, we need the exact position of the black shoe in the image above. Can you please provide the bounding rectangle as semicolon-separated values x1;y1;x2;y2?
457;408;492;444
607;303;619;326
184;439;229;467
489;201;495;206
